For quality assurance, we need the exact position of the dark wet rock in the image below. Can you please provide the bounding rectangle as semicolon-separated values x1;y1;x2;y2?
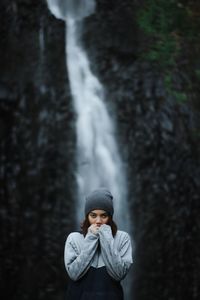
0;1;76;300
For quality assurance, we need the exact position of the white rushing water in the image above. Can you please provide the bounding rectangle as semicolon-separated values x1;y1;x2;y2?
46;0;130;231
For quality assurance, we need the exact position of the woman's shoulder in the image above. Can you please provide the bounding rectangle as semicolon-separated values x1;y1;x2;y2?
66;231;84;242
115;230;131;241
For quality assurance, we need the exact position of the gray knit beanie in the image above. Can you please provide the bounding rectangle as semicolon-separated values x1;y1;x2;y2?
85;188;114;216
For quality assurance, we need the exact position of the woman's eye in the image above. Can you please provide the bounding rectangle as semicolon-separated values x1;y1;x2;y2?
90;214;96;218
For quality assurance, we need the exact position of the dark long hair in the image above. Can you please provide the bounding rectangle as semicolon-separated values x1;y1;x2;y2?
81;214;118;237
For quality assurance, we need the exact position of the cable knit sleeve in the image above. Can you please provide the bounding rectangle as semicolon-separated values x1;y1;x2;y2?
64;232;99;281
98;224;133;281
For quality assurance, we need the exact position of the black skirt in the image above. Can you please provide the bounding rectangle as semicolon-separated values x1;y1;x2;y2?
65;266;124;300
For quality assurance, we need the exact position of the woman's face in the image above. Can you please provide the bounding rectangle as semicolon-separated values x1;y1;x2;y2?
88;209;109;226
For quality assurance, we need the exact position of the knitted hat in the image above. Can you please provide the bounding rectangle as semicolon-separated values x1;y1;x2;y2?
85;188;114;216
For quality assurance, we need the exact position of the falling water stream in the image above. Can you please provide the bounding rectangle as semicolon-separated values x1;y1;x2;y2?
66;19;130;228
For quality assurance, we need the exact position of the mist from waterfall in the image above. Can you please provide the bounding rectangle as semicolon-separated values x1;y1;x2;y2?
46;0;130;231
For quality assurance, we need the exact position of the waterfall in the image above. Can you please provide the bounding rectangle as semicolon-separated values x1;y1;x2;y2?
46;0;130;230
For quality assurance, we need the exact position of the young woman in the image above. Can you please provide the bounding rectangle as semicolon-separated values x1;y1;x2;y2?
64;188;133;300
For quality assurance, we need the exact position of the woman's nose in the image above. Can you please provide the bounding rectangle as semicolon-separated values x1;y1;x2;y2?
96;216;101;223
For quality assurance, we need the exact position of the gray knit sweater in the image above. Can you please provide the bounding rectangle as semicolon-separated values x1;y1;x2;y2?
64;224;133;282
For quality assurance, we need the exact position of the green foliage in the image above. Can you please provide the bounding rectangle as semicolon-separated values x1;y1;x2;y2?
137;0;200;103
172;91;187;103
137;0;186;67
145;37;178;67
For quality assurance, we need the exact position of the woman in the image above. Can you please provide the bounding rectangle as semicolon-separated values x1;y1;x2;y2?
64;188;133;300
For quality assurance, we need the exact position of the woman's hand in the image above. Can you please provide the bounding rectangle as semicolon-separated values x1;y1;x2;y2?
88;224;100;235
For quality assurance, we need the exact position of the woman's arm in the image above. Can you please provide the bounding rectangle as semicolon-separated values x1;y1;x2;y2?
98;224;133;281
64;232;99;281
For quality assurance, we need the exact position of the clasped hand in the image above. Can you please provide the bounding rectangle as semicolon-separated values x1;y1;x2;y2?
88;224;100;235
88;224;110;235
